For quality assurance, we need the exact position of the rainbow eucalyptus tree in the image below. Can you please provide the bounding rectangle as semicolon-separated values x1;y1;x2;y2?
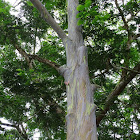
1;0;140;139
29;0;98;139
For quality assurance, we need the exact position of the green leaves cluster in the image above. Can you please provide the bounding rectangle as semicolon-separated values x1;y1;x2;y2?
0;0;11;14
77;0;93;25
77;0;92;11
77;0;111;26
0;43;66;139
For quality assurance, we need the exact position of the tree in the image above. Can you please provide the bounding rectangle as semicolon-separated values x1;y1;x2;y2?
0;0;140;139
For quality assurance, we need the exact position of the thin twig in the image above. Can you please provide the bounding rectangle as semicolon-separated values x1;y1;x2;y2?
115;0;129;31
111;62;140;74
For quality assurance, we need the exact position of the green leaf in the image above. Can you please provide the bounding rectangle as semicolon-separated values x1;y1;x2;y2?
26;1;33;7
85;0;92;7
17;72;23;76
29;69;34;73
76;12;81;18
16;69;22;72
77;5;85;11
77;19;84;25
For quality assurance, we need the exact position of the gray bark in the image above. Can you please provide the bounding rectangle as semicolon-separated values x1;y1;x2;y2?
64;0;98;139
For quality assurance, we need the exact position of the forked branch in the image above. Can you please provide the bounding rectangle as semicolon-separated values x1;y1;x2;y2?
14;44;61;73
115;0;129;31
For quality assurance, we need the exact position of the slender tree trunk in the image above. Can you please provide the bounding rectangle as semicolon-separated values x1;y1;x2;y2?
64;0;98;139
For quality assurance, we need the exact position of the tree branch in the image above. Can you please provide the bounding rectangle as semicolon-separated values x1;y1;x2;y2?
133;33;140;40
14;44;64;74
15;123;29;140
30;0;67;43
15;44;35;69
30;54;60;72
0;122;29;140
68;0;83;46
0;122;16;128
20;123;28;139
110;62;140;74
13;1;23;8
96;63;140;126
15;44;30;63
115;0;129;31
127;11;139;23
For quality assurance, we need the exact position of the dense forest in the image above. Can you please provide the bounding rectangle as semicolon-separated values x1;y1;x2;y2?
0;0;140;139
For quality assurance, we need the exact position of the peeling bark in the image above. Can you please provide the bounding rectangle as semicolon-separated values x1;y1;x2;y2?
64;61;97;140
64;0;98;139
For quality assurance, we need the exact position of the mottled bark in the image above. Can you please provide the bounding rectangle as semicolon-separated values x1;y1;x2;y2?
63;44;97;140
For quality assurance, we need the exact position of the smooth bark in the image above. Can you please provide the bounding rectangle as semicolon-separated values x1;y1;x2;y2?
64;0;97;139
30;0;67;43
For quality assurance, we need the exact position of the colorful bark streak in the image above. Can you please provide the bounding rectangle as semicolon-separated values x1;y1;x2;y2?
77;81;79;92
86;103;95;115
83;56;86;64
66;43;68;49
66;0;98;139
68;78;76;111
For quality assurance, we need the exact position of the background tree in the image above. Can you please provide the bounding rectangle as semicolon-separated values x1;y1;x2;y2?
0;0;140;139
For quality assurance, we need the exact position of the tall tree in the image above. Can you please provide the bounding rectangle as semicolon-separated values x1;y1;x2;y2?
29;0;98;139
0;0;140;139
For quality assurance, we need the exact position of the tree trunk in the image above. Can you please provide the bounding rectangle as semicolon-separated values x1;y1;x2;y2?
64;53;98;140
63;0;98;139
